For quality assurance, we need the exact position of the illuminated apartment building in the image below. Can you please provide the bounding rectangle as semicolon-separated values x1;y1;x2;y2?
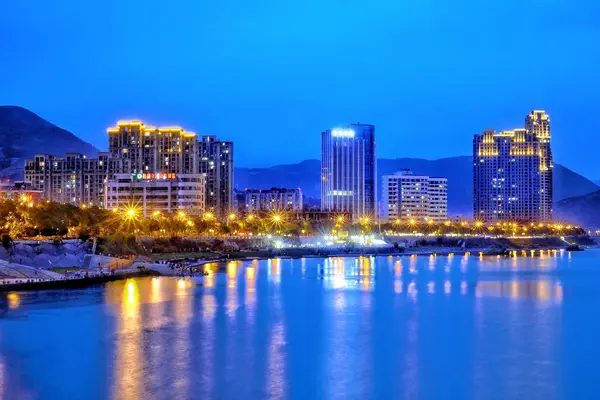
473;110;553;222
105;173;205;216
525;111;553;222
321;124;377;221
236;188;303;213
198;135;234;216
381;170;448;222
24;152;130;206
107;120;198;174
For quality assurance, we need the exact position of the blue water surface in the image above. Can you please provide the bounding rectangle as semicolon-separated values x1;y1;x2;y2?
1;250;600;399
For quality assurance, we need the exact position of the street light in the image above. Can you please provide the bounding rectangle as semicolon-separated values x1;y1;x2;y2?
125;208;137;220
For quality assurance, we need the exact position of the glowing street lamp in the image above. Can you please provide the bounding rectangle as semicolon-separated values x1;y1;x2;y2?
125;208;137;220
272;214;282;223
204;212;214;221
178;211;186;218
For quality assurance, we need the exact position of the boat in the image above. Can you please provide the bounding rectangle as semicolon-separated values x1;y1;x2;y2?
566;244;584;251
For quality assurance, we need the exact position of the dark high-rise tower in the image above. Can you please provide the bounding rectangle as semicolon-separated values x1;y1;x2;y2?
199;135;234;216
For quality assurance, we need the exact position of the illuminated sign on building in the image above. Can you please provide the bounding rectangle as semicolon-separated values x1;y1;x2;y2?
131;172;177;181
331;129;355;138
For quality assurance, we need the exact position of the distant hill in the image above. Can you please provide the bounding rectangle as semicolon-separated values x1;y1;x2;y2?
0;106;99;180
236;157;599;216
556;190;600;228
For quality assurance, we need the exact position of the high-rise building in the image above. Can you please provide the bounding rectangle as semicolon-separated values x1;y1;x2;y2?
321;124;377;221
24;152;129;206
199;135;234;216
107;120;198;174
236;188;303;213
381;170;448;222
473;110;553;222
525;111;553;222
105;173;205;216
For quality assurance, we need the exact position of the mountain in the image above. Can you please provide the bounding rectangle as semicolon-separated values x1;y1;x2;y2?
235;157;599;216
556;190;600;228
0;106;99;180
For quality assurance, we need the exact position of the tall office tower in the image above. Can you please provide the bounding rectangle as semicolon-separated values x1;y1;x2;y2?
321;124;376;221
24;152;129;206
473;111;553;223
525;110;553;221
381;170;448;222
107;120;198;174
198;136;234;216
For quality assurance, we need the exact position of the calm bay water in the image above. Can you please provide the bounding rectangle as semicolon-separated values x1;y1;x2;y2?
1;250;600;399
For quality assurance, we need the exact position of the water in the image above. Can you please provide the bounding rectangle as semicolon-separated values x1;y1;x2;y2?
1;250;600;399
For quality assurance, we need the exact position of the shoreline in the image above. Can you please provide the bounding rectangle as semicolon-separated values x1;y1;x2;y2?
0;269;160;292
2;244;594;289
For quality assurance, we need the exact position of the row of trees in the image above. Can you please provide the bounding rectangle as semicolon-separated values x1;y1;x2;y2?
0;199;586;240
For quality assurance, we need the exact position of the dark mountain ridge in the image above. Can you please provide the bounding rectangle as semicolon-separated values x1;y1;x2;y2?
0;106;99;179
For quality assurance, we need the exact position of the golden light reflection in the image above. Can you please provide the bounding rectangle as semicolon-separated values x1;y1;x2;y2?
246;264;256;311
394;259;402;276
115;279;142;400
476;281;562;302
358;257;372;291
7;292;20;309
227;261;239;315
394;280;403;294
269;258;281;284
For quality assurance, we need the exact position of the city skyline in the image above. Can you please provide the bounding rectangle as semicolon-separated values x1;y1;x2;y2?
2;0;599;177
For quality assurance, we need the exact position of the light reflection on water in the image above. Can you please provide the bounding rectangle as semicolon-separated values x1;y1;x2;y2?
0;251;599;399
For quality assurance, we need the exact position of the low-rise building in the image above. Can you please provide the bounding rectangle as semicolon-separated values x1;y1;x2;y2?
381;170;448;222
105;173;205;216
237;188;303;213
0;180;44;203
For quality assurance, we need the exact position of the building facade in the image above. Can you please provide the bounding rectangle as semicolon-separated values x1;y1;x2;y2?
473;110;553;222
525;111;553;222
381;170;448;222
107;120;198;174
237;188;303;213
24;152;129;206
105;173;205;216
0;180;43;203
321;124;377;221
199;135;234;216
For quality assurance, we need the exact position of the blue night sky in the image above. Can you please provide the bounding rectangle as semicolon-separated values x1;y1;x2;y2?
1;0;599;177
